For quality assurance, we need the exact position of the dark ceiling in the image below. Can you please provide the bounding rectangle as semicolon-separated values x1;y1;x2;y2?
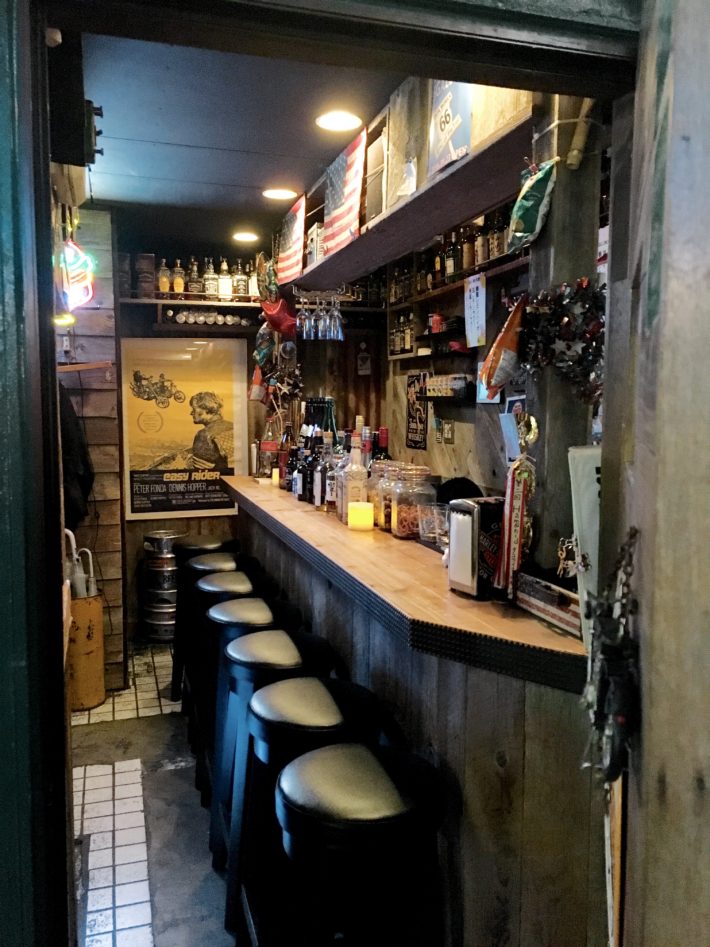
81;34;401;256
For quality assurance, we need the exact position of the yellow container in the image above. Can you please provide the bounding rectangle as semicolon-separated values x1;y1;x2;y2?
67;595;106;711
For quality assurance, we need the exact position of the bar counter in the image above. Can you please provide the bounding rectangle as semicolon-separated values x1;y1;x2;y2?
222;475;605;946
222;476;586;694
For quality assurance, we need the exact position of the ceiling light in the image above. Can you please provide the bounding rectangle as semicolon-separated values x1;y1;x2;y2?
263;188;298;201
315;110;362;132
232;231;259;243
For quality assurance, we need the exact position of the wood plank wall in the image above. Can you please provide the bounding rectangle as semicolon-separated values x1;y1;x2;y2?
57;208;125;690
237;512;606;947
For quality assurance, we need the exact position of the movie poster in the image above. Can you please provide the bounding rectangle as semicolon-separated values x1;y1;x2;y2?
121;338;248;519
406;372;428;450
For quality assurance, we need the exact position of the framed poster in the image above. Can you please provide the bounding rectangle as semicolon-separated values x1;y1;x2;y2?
121;337;248;519
406;372;428;450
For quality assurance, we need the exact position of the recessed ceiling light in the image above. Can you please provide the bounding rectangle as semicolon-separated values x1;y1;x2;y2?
233;231;259;243
315;110;362;132
263;188;298;201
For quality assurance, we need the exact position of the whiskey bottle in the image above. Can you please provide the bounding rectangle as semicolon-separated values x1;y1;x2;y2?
218;258;233;301
171;259;185;298
474;217;489;266
233;259;248;298
203;258;219;299
186;258;202;298
462;225;475;271
157;259;171;298
372;426;392;462
314;431;335;511
248;259;259;299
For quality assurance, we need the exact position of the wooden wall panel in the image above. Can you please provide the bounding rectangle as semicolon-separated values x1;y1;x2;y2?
69;390;117;418
87;445;120;473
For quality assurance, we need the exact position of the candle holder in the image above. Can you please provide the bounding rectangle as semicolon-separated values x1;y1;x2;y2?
347;501;374;531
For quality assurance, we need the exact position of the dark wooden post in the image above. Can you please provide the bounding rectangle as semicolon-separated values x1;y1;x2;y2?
527;94;600;568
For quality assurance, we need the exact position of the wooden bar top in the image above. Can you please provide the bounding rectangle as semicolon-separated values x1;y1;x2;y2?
222;476;587;693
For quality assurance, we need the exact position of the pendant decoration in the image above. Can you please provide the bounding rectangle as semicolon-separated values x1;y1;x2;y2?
494;450;536;598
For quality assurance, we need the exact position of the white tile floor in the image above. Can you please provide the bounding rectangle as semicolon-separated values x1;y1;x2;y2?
74;760;155;947
72;645;181;726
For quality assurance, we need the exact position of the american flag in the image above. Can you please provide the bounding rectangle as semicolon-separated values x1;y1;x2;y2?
277;195;306;284
323;130;367;256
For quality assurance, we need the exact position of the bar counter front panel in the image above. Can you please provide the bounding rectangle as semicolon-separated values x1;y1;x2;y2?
223;477;605;947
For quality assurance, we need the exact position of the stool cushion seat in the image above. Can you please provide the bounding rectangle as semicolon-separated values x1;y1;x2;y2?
187;552;238;574
250;678;344;729
174;533;226;554
209;597;274;627
226;629;302;669
196;571;253;596
278;744;409;823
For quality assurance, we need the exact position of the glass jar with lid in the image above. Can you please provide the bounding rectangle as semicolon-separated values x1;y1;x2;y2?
368;460;389;506
375;463;404;531
391;466;436;539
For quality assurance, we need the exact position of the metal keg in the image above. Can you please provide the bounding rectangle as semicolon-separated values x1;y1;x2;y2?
141;530;185;642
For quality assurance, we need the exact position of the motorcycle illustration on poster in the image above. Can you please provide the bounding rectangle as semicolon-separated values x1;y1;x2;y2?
121;338;248;519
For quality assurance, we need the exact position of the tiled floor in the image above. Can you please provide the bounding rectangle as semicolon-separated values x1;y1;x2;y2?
72;645;181;726
74;759;154;947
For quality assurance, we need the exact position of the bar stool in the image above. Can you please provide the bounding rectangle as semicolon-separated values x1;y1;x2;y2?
225;677;383;938
189;571;256;797
210;629;344;875
275;743;445;947
170;536;238;701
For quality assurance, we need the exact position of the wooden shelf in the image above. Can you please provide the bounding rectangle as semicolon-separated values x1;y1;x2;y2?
389;253;529;310
416;394;476;404
151;323;259;336
288;112;533;290
120;297;262;308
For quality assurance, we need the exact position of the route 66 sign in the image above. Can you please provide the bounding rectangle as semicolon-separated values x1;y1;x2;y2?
427;80;473;177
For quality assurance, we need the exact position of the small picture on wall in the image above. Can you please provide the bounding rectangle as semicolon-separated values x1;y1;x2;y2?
505;394;527;415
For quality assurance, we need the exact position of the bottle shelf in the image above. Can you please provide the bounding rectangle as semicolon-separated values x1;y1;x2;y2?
120;297;263;309
151;323;259;336
387;252;529;310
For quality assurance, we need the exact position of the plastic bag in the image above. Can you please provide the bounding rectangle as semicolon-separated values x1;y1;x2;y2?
507;158;559;252
479;295;526;399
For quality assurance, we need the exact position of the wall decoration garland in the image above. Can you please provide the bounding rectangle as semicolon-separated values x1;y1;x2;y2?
520;278;605;404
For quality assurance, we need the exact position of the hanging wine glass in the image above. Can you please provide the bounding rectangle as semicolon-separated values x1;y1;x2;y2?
316;296;329;340
296;295;307;339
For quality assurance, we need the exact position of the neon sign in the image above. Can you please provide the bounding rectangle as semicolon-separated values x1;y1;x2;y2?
62;239;95;310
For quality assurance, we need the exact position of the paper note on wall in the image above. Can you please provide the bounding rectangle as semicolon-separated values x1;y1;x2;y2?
464;274;486;349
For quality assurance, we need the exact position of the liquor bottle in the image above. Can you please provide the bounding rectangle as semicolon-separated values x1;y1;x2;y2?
390;268;399;305
490;209;507;259
474;217;489;266
284;447;299;493
203;258;219;299
247;260;259;300
278;422;294;488
233;259;248;298
291;448;304;496
171;259;185;298
462;225;475;271
334;434;352;521
296;450;311;502
402;263;411;300
218;258;233;301
403;311;413;353
186;258;202;298
373;426;392;461
340;433;368;524
360;426;372;470
305;428;323;503
434;237;446;286
258;416;279;477
322;397;339;447
314;431;335;511
445;231;459;283
157;258;171;298
392;316;402;355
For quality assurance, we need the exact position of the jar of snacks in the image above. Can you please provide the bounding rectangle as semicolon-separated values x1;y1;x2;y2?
391;466;435;539
368;460;388;506
375;463;403;531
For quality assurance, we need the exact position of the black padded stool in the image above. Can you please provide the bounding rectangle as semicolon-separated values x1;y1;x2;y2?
170;552;237;710
189;571;256;797
209;629;343;876
226;677;383;939
275;743;445;947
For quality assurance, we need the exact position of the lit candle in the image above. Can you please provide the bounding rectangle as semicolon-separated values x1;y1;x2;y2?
347;501;374;531
271;467;280;486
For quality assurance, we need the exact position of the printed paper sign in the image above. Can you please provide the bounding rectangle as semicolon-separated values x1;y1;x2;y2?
464;273;486;348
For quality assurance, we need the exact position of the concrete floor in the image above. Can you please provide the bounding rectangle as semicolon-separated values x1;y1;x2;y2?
72;714;234;946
